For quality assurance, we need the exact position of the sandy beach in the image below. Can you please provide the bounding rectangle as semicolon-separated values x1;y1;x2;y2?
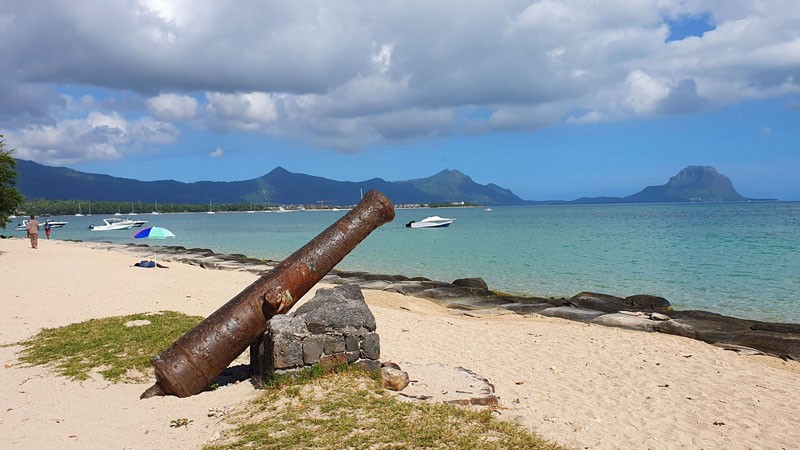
2;237;799;450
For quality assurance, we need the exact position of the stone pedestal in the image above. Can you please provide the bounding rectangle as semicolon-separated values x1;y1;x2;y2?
251;285;381;381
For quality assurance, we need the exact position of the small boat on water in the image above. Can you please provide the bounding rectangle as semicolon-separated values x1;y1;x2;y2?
43;219;69;228
405;216;455;228
115;217;148;227
15;218;69;230
127;218;148;227
89;218;135;231
14;219;42;231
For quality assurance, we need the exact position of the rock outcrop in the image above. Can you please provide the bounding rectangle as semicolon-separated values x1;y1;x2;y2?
88;242;800;361
625;165;745;202
250;285;381;382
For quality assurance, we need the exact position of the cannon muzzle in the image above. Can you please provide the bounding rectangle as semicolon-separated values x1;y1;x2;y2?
141;190;394;398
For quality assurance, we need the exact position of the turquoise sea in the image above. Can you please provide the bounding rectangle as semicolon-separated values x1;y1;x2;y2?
15;202;800;324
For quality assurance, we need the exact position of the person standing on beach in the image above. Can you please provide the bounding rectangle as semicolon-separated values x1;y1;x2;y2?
44;222;51;239
26;215;39;249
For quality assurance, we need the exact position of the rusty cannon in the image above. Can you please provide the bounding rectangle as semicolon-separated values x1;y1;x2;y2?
141;190;395;398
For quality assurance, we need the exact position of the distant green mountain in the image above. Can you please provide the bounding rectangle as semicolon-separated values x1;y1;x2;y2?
401;169;523;206
13;159;527;206
567;165;765;204
13;160;765;207
623;166;745;202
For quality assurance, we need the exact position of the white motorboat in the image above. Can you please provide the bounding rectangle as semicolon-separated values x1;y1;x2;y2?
405;215;455;228
89;218;135;231
105;217;147;227
14;219;42;231
43;219;69;228
116;217;148;227
124;218;148;227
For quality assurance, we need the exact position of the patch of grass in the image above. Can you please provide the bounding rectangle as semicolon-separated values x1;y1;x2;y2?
206;370;567;450
170;418;194;428
265;362;384;387
16;311;202;382
259;362;328;389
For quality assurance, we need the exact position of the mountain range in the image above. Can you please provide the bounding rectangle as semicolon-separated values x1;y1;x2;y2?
13;159;523;206
13;159;764;206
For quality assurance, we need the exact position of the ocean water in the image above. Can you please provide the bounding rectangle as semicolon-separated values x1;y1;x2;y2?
15;202;800;324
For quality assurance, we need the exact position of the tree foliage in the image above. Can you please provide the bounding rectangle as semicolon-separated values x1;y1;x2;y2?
18;199;306;215
0;135;25;230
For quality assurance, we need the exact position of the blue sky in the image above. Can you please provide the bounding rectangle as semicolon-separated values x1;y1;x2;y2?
1;1;798;201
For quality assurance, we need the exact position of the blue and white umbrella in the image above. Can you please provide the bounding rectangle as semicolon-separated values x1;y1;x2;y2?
133;226;175;239
132;226;175;262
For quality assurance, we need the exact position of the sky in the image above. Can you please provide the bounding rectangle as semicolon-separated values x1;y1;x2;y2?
1;1;798;201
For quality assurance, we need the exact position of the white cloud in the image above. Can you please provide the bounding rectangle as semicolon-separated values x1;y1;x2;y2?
147;93;199;121
488;103;567;132
567;110;604;124
624;70;669;115
139;0;190;25
209;146;224;158
12;112;179;165
205;92;278;132
1;1;800;154
371;43;393;74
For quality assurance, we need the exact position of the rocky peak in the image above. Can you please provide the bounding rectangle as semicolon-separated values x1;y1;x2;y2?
668;166;726;187
624;165;746;203
665;166;743;201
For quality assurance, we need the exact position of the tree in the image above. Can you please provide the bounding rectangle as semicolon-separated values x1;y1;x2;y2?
0;135;25;230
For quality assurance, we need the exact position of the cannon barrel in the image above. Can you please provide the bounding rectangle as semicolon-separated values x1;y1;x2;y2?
141;190;394;398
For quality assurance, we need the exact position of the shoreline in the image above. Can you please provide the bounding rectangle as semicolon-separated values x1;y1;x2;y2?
5;234;799;359
54;237;800;361
2;237;800;449
6;202;798;325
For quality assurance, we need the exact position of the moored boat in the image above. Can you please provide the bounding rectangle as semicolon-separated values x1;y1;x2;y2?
125;218;148;227
43;219;69;228
14;219;42;231
89;218;135;231
405;216;455;228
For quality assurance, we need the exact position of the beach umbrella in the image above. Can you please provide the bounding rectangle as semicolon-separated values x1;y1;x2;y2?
132;226;175;262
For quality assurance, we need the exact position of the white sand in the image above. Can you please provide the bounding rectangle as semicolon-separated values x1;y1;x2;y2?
1;237;799;449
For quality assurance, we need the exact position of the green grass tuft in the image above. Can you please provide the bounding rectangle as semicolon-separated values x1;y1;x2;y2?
15;313;570;449
206;370;567;450
16;311;202;382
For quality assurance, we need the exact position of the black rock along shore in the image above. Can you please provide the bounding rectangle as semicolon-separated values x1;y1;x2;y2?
83;240;800;361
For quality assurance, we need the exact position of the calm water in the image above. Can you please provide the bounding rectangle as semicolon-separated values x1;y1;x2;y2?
15;202;800;323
